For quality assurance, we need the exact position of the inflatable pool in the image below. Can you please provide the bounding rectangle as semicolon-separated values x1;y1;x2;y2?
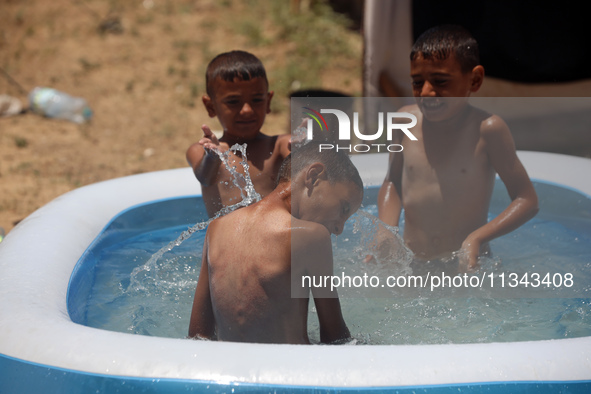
1;152;590;393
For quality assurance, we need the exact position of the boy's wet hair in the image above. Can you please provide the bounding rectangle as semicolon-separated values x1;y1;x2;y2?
205;50;268;96
276;142;363;191
410;25;480;73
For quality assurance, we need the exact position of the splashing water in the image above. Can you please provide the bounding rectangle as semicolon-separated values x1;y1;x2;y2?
127;143;411;301
128;144;261;291
353;210;413;273
324;209;414;300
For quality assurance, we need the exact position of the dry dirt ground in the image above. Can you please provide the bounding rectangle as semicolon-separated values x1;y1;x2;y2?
0;0;363;234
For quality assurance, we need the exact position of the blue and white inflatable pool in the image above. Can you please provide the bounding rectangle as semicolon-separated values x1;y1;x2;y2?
1;152;590;393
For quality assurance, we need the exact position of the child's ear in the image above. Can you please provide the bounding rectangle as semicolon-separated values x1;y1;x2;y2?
304;162;327;192
266;91;274;114
202;95;216;118
470;65;485;92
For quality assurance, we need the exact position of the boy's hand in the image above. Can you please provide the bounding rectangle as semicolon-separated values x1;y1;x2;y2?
290;118;309;150
187;124;224;187
459;236;480;272
363;225;406;265
199;124;221;152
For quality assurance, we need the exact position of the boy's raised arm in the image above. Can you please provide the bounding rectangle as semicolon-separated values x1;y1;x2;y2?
188;233;216;339
461;116;539;269
276;133;292;159
186;124;222;186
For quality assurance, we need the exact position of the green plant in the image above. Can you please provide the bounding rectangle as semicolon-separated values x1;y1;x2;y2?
14;137;28;148
268;0;357;97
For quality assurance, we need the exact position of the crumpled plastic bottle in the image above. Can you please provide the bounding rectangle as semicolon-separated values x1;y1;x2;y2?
28;87;93;124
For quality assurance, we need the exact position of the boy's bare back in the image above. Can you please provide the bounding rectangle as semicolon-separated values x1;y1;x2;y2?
189;185;355;344
189;146;363;344
191;193;313;343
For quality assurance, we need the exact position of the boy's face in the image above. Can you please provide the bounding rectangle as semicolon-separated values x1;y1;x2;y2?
410;54;483;121
300;178;363;236
203;76;273;140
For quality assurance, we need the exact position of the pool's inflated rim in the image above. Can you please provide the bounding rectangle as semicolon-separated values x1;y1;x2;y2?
1;152;590;391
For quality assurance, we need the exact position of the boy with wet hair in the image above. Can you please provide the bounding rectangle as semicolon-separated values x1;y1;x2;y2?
189;142;363;344
410;24;480;73
186;50;291;217
377;25;538;271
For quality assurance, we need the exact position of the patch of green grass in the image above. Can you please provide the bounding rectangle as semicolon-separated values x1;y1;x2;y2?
13;161;32;172
168;0;359;105
229;0;358;98
15;9;25;25
181;97;196;108
148;79;163;90
177;51;188;63
79;57;101;71
157;123;175;138
162;22;174;33
236;20;268;47
136;13;154;25
14;137;28;148
190;82;199;98
270;1;354;91
173;39;201;49
178;3;193;14
199;42;215;71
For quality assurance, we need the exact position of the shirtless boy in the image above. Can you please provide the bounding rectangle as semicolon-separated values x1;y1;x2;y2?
188;142;363;344
186;50;291;217
377;25;539;270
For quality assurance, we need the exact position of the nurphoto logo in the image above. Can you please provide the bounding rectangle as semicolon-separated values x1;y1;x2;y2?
302;107;418;153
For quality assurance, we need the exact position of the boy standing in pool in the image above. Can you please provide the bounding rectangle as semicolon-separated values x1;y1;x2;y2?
189;143;362;344
376;25;538;271
186;50;291;217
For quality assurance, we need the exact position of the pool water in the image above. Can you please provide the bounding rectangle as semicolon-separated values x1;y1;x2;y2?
68;181;591;344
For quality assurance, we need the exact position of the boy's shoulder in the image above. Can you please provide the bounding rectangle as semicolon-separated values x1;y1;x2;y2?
244;132;289;145
218;193;291;225
239;132;290;161
463;107;518;158
291;217;332;247
290;217;334;283
469;108;511;139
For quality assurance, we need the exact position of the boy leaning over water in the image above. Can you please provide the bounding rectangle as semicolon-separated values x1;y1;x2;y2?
186;50;291;217
188;142;363;344
376;25;538;271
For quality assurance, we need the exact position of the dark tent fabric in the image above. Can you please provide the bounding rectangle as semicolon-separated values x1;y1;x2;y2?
364;0;591;98
412;0;590;83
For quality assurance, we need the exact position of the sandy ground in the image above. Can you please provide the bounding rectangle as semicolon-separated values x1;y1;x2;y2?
0;0;363;234
2;1;590;237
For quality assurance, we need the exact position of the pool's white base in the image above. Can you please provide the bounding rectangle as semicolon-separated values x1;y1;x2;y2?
1;152;590;390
